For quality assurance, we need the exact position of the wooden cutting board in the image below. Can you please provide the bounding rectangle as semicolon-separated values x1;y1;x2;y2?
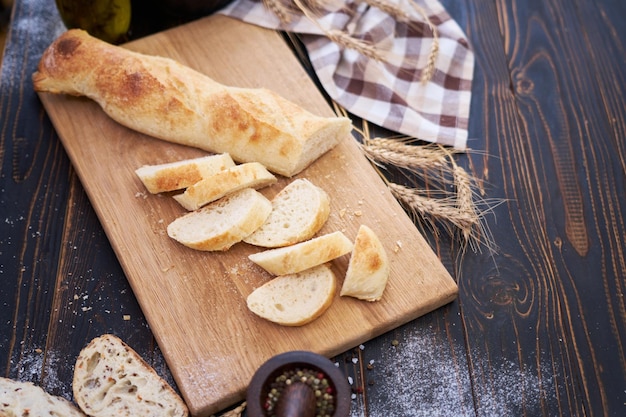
37;15;458;416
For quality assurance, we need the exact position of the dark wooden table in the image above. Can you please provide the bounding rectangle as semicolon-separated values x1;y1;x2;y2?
1;0;625;416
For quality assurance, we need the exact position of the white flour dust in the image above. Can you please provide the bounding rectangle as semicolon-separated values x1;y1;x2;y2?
350;326;556;417
12;347;73;400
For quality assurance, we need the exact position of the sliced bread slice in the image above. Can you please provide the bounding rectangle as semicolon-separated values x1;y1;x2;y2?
172;162;277;211
72;334;188;417
168;188;272;251
340;225;390;301
0;377;87;416
248;231;353;276
244;178;330;248
247;264;337;326
135;153;235;194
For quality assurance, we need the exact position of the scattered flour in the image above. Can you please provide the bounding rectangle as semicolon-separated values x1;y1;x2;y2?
11;347;73;400
350;325;556;417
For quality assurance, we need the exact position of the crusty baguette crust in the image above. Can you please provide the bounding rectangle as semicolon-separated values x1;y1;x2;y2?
340;225;390;301
0;377;87;417
172;162;276;211
248;231;353;276
135;153;235;194
32;29;352;177
72;334;188;417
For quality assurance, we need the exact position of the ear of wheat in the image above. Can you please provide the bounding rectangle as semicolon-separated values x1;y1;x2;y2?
343;111;498;254
266;0;440;83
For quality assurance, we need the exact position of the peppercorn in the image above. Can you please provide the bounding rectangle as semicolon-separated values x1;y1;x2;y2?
264;367;336;417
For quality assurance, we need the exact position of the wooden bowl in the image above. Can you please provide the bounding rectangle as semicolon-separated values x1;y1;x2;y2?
246;351;351;417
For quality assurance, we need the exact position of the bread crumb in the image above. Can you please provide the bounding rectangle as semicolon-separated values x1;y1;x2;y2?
353;210;362;216
123;315;131;321
394;240;403;253
339;208;347;218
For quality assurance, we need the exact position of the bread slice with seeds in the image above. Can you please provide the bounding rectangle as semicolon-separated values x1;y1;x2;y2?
248;231;353;276
72;334;188;417
0;377;87;416
135;153;235;194
173;162;276;211
247;264;337;326
340;225;390;301
168;188;272;251
244;179;330;248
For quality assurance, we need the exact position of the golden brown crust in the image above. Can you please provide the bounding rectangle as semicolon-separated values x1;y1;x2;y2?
33;30;352;177
340;225;390;301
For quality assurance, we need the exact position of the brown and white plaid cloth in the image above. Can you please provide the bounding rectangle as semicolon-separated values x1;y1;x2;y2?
219;0;474;149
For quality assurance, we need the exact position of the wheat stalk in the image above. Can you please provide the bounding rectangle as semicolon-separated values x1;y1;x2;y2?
263;0;294;23
357;0;411;21
388;183;477;231
325;29;384;61
452;163;480;242
362;138;448;172
265;0;440;82
407;1;440;83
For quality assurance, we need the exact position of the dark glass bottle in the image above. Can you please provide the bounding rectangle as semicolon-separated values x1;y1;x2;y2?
55;0;132;44
56;0;235;44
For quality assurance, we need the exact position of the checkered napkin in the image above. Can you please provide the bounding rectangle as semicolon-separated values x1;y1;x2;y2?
219;0;474;149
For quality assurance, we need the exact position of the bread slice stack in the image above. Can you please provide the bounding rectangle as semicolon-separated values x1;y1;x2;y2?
172;162;277;211
135;153;235;194
135;154;391;326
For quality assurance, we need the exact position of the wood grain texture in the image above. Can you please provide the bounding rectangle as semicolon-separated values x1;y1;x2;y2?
2;0;625;416
35;15;457;416
453;0;626;415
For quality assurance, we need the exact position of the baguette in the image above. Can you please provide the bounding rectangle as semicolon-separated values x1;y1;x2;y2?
135;153;235;194
172;162;276;211
72;334;188;417
244;178;330;248
0;377;87;417
168;188;272;251
32;29;353;177
340;225;390;301
247;264;337;326
248;231;353;276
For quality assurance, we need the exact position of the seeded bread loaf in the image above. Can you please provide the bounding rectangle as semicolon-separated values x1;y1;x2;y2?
172;162;277;211
135;153;235;194
0;377;87;417
247;264;337;326
244;179;330;248
340;225;390;301
32;29;352;177
72;334;188;417
248;231;353;276
168;188;272;251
